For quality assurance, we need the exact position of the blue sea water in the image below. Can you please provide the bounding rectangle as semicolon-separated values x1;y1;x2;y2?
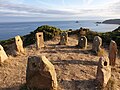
0;20;119;40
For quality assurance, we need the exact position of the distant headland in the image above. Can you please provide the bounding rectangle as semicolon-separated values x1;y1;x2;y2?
102;19;120;25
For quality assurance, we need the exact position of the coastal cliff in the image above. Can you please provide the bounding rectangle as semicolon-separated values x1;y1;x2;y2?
1;25;120;49
103;19;120;24
0;25;120;90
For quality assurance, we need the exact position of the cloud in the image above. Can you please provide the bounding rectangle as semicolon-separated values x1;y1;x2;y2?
0;0;25;4
83;0;93;5
109;1;120;14
0;1;86;17
0;0;120;21
102;1;120;18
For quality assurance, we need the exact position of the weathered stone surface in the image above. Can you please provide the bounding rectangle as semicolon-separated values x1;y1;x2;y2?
0;45;8;63
109;40;118;66
78;36;87;49
96;57;111;87
59;32;68;45
36;32;44;49
15;35;25;54
26;56;58;90
92;36;102;53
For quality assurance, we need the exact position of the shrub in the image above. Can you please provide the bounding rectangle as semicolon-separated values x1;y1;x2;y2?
23;25;61;46
0;25;61;48
97;48;106;56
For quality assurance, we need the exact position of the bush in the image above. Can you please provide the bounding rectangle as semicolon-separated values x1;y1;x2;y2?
0;38;15;49
97;48;106;56
23;25;61;46
1;25;120;50
0;25;61;48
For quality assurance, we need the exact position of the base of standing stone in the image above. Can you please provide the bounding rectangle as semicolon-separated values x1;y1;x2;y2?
96;77;116;90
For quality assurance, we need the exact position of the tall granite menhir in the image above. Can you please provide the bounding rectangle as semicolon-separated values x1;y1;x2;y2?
15;35;25;54
92;36;102;53
109;40;118;66
78;36;87;49
26;56;58;90
0;45;8;63
36;32;44;49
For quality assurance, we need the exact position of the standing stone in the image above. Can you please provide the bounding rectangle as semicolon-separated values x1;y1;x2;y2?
96;57;111;87
59;32;68;45
109;40;117;66
26;56;58;90
36;32;44;49
78;36;87;49
92;36;102;53
15;35;25;54
0;45;8;63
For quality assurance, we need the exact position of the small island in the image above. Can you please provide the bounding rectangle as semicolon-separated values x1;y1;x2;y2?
75;21;79;23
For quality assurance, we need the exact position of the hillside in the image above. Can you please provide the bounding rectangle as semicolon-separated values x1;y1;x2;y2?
102;19;120;24
112;26;120;32
0;36;120;90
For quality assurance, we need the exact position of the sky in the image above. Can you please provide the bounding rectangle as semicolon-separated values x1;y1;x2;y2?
0;0;120;22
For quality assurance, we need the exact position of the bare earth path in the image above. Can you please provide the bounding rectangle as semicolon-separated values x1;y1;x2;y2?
0;36;120;90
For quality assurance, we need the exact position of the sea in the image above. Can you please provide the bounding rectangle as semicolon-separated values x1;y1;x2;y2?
0;20;119;40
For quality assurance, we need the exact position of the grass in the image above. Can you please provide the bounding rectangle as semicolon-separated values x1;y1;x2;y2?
97;48;107;57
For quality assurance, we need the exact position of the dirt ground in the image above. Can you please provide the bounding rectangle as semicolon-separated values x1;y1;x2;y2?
0;36;120;90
